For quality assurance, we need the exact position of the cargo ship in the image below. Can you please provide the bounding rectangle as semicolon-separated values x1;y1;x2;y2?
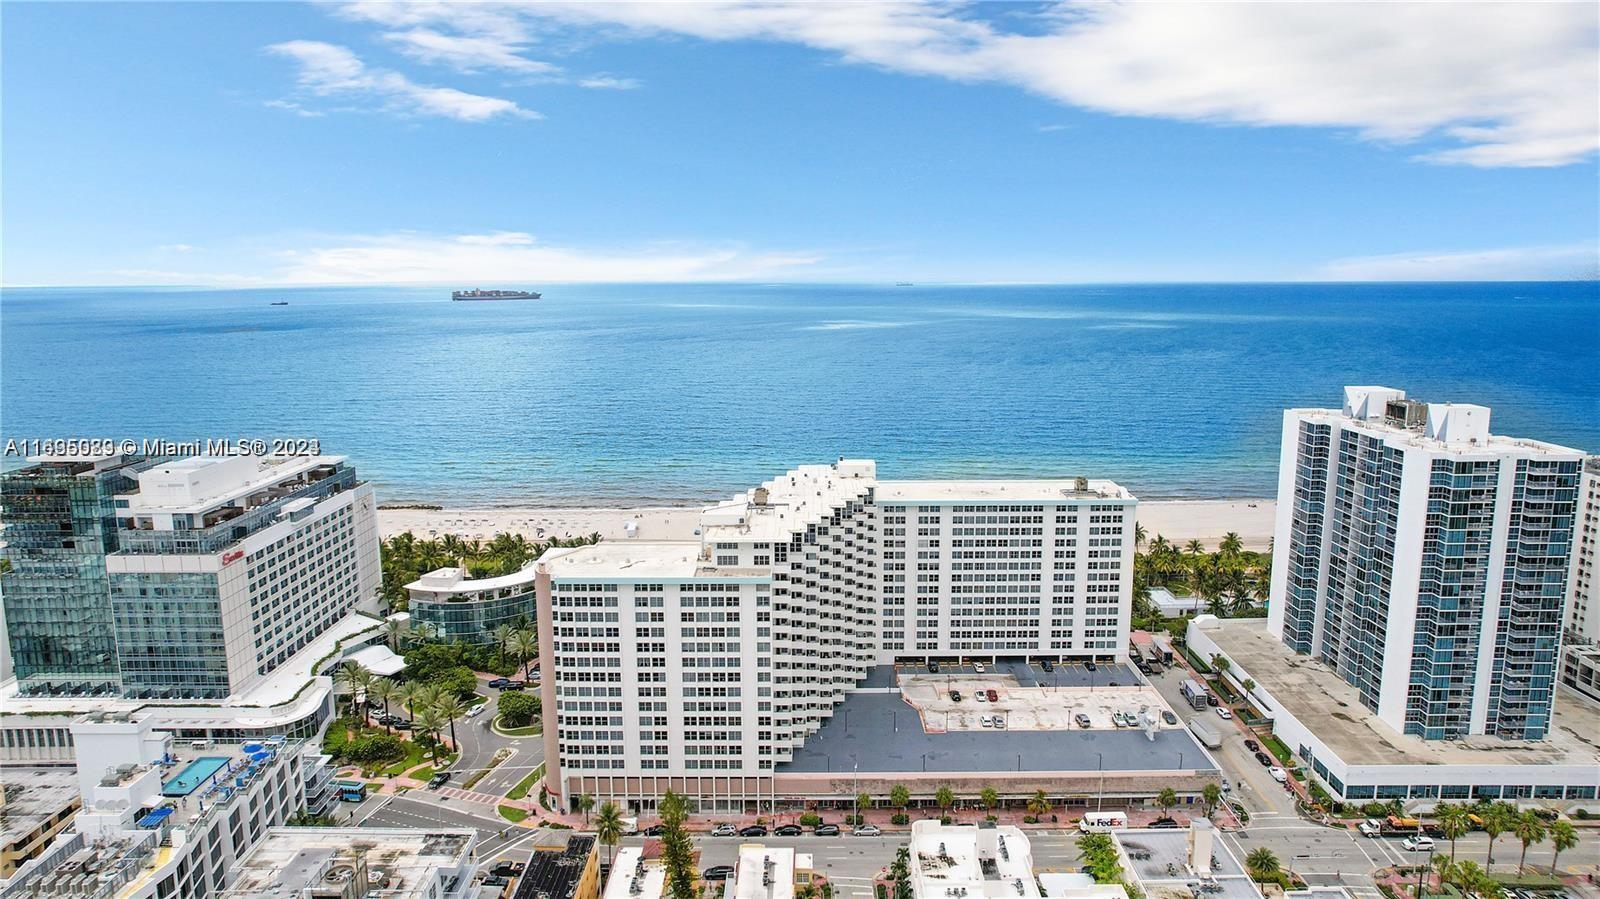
452;289;541;301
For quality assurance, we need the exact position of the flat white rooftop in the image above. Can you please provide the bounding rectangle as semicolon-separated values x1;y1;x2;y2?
908;821;1038;899
1292;404;1583;459
1199;618;1600;767
540;542;769;581
732;844;809;899
120;454;346;515
604;848;666;899
877;479;1132;502
221;827;475;899
406;563;539;595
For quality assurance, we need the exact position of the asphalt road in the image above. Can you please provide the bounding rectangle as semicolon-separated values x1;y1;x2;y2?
437;687;546;798
1146;664;1298;818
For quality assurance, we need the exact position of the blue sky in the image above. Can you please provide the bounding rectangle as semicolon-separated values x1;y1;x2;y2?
3;1;1597;285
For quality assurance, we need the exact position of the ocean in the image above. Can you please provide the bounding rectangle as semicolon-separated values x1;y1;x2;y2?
2;282;1596;505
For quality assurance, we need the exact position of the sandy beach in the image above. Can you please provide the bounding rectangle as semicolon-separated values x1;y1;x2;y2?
378;498;1276;551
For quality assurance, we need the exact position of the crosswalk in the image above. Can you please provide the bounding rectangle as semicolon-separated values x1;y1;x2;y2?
437;785;506;806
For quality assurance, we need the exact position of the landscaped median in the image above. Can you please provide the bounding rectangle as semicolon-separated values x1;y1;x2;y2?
496;762;545;823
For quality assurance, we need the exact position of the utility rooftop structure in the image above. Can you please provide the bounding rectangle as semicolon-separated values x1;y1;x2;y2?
1267;387;1584;740
532;459;1138;810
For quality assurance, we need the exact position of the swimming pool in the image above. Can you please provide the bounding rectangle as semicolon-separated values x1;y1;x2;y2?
162;757;231;797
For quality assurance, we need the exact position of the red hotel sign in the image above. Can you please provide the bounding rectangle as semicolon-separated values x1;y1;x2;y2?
222;549;244;566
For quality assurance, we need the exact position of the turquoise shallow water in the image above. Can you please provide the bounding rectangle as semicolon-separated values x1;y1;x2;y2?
2;282;1596;504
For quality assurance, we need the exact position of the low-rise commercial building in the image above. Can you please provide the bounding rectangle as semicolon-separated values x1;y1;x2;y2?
0;768;80;880
514;832;600;899
1189;617;1600;810
907;821;1038;899
407;565;538;645
731;844;813;899
220;827;480;899
602;847;665;899
1112;820;1259;899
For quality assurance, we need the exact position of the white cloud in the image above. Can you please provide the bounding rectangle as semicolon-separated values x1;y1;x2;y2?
1317;243;1600;281
328;0;1597;167
277;231;822;283
384;28;560;74
266;40;538;121
158;243;197;253
577;75;640;90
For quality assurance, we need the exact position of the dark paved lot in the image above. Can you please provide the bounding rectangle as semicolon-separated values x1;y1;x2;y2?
777;691;1209;774
894;661;1138;688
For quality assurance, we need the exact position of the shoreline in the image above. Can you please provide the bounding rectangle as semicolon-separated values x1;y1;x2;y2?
378;497;1277;551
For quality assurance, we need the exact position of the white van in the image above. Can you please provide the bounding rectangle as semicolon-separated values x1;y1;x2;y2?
1403;836;1435;852
1078;811;1129;833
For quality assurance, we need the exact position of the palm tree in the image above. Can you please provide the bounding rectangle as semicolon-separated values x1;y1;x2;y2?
578;793;596;826
980;787;999;812
510;628;539;680
856;791;872;819
1185;539;1205;557
1156;788;1178;819
432;694;467;751
384;618;408;651
1201;783;1222;816
1546;819;1577;874
395;681;421;721
890;784;911;810
335;662;372;721
1134;522;1147;549
1219;532;1244;558
1240;679;1257;698
413;708;447;763
1436;802;1470;862
595;801;625;866
1245;848;1280;881
1027;789;1050;817
1512;812;1546;874
492;623;515;667
369;678;397;733
935;786;956;816
1481;803;1514;870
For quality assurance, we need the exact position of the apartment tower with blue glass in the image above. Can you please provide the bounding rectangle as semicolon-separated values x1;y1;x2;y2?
1266;387;1584;740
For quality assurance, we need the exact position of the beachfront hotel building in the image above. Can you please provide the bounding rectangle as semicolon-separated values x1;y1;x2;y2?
530;459;1142;809
1;453;381;700
1266;386;1584;741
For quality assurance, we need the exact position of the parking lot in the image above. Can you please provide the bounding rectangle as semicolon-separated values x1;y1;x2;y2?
896;661;1181;733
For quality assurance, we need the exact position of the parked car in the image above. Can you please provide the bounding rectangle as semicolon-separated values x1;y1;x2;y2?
1403;836;1436;852
1085;662;1097;672
1255;751;1274;766
428;772;452;789
979;715;994;728
854;825;882;837
1040;660;1055;672
973;662;986;674
1268;766;1288;783
1216;707;1234;720
775;824;803;836
643;825;666;836
467;704;486;718
1244;739;1260;752
711;824;737;837
491;862;526;877
702;866;736;881
392;720;413;731
488;678;511;688
1111;712;1126;728
975;691;987;702
986;689;998;702
1206;694;1218;707
1150;817;1180;829
1075;713;1092;728
1161;711;1178;725
928;662;940;673
739;825;768;837
501;682;526;692
992;717;1006;730
950;690;962;702
814;824;841;836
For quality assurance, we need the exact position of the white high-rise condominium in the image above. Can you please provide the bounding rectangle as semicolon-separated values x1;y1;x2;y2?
532;459;1135;808
1267;387;1585;741
1557;457;1600;705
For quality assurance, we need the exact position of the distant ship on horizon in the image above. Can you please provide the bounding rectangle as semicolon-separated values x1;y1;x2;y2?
452;288;542;301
